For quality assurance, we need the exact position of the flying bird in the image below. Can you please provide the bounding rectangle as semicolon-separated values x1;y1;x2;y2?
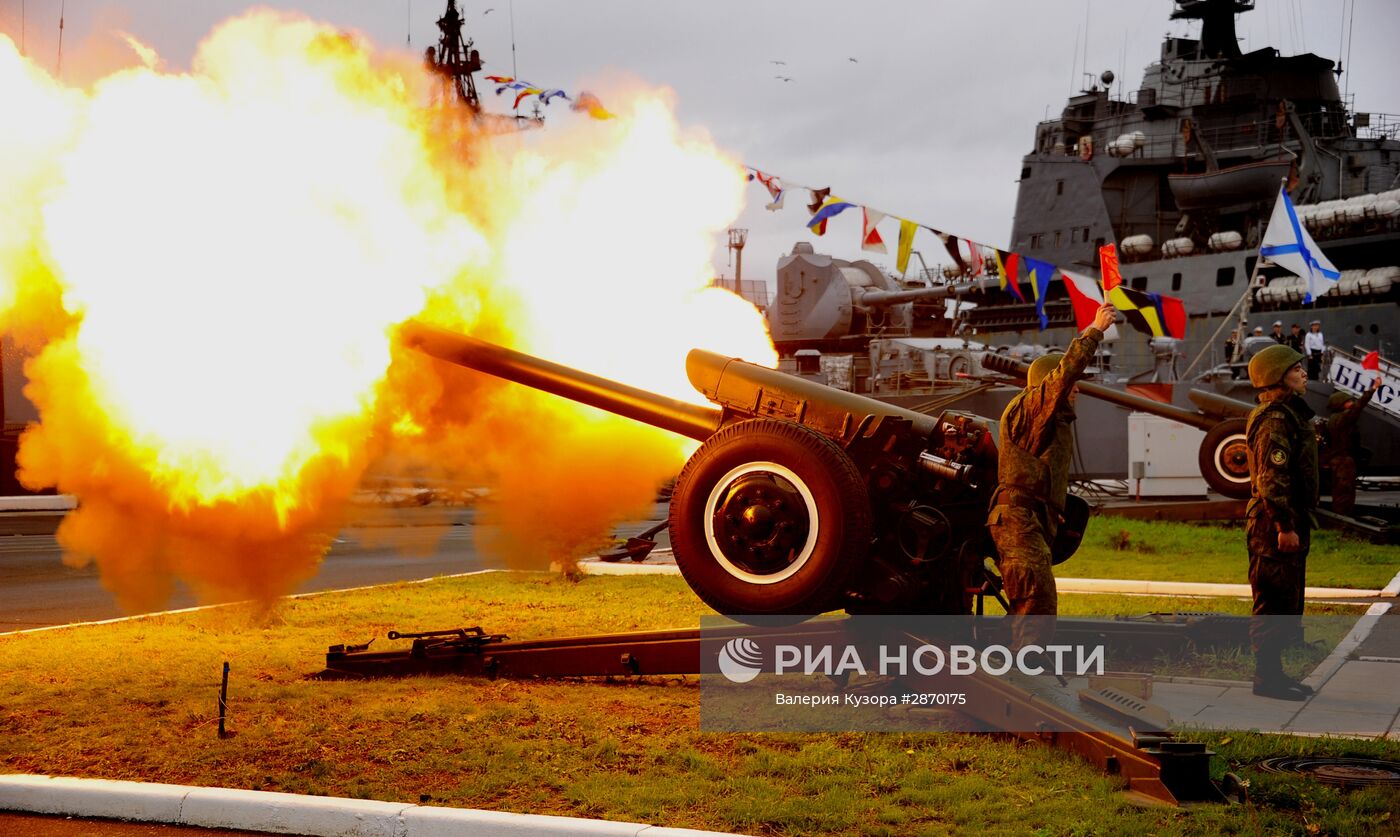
848;57;859;63
775;75;793;82
484;8;495;14
769;60;786;65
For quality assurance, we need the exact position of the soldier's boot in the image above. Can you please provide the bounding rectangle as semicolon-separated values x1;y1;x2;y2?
1279;621;1314;694
1252;647;1309;701
1252;678;1310;701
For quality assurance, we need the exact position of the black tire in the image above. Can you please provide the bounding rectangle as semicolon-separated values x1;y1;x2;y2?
668;419;871;617
1198;418;1252;499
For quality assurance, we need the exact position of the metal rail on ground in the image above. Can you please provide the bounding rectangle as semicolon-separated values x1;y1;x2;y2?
320;618;1228;805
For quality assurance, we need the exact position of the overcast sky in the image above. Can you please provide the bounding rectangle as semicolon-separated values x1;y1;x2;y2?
3;0;1396;285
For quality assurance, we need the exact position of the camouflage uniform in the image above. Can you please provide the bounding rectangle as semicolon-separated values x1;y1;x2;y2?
987;328;1102;647
1326;386;1377;517
1245;388;1318;682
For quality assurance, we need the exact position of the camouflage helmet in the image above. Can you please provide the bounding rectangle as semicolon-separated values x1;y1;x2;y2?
1327;391;1355;412
1027;353;1064;387
1248;344;1305;388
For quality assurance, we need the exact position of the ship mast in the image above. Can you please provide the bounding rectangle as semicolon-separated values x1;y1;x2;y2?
429;0;482;112
1170;0;1252;60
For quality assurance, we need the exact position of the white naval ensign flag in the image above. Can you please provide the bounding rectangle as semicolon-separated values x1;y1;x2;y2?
1260;184;1340;304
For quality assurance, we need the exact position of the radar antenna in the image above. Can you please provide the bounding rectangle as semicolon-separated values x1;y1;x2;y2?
430;0;482;112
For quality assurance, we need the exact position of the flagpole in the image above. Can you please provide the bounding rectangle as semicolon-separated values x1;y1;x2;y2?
1229;243;1269;363
1180;282;1254;379
1198;177;1289;375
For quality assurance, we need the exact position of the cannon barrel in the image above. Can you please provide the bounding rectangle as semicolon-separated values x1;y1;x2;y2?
399;321;724;441
686;348;943;440
1187;388;1255;420
402;321;1003;617
858;286;955;307
979;352;1218;431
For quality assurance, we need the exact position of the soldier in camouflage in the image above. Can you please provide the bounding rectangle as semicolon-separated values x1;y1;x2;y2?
988;302;1116;649
1245;344;1317;701
1326;377;1380;517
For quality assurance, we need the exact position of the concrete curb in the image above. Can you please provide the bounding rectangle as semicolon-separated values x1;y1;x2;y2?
578;560;684;576
0;570;505;638
579;553;1391;600
1304;600;1394;691
1053;577;1387;600
0;775;740;836
0;495;74;512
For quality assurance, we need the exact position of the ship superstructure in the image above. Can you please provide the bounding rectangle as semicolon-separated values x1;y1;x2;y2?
994;0;1397;373
765;0;1399;483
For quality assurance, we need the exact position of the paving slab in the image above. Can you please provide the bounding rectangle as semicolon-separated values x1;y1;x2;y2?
1356;611;1400;658
1285;708;1400;737
1141;681;1231;723
1309;660;1400;701
1186;686;1304;732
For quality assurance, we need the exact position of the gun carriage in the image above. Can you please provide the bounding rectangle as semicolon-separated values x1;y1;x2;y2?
401;321;1010;618
317;322;1241;806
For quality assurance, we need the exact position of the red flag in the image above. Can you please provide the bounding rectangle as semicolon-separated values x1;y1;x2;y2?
1061;270;1104;331
1099;243;1122;292
1362;350;1381;370
994;250;1024;302
1156;293;1188;340
964;240;985;278
861;208;887;253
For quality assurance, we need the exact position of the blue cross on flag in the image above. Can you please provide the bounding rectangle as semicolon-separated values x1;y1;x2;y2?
1260;184;1340;304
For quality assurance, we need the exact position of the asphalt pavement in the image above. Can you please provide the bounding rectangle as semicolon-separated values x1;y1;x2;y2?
0;502;673;632
0;811;273;836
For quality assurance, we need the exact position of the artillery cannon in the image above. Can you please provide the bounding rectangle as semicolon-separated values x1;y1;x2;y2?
336;322;1228;805
401;321;1011;617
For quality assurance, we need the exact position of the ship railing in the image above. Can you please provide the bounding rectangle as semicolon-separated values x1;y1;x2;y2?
1323;345;1399;422
1046;116;1293;162
1054;94;1371;162
1351;110;1400;141
1340;346;1399;380
862;321;915;339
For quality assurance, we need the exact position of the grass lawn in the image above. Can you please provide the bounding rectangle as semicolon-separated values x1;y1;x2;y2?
2;572;1397;836
1066;516;1400;589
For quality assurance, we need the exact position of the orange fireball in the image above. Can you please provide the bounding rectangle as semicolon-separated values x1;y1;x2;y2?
0;12;773;610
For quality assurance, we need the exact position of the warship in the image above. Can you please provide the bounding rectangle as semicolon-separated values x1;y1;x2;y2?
767;0;1398;492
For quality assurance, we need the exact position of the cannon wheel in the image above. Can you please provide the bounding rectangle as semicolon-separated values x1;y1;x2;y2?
1198;418;1252;499
668;418;871;616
